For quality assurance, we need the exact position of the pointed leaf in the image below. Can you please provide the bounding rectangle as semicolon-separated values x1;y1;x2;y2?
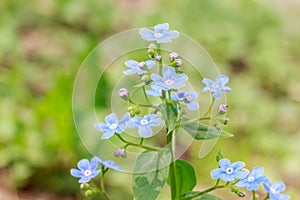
133;150;171;200
182;122;233;140
167;160;196;197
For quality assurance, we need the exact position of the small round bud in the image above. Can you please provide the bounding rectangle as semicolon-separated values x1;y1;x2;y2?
231;187;246;198
175;58;182;67
224;117;230;125
141;74;150;83
148;43;156;49
148;43;157;58
119;88;129;100
85;190;93;196
155;55;162;61
184;94;194;103
218;104;228;114
113;148;126;158
169;52;179;60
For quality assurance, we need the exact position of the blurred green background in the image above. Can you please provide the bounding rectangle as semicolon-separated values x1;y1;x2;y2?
0;0;299;199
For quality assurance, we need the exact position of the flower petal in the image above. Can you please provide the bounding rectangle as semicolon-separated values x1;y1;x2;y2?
70;169;82;178
138;126;153;138
101;130;115;139
79;176;91;183
139;28;155;41
252;166;264;178
105;113;119;124
123;68;139;75
124;60;138;68
154;23;169;32
94;123;109;132
218;158;231;168
162;66;176;79
216;75;229;85
222;86;232;92
202;78;214;88
232;161;245;170
77;159;89;170
273;181;286;192
145;60;156;69
165;30;179;39
187;101;199;111
210;168;222;179
234;170;249;180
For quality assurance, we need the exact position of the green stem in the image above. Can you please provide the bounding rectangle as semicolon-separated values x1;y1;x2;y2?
129;99;156;108
180;117;212;125
167;130;178;200
252;190;256;200
202;97;215;117
156;43;166;100
142;86;151;104
116;134;161;151
99;171;110;200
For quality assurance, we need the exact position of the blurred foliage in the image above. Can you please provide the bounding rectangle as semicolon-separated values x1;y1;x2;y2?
0;0;299;199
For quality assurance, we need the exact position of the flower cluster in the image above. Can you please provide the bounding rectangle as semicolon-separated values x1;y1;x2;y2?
211;158;290;200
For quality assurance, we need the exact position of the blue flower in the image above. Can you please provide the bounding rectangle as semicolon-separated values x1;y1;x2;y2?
123;60;156;75
263;179;290;200
235;166;267;190
151;66;188;91
172;91;199;111
94;113;130;139
70;157;101;183
139;23;179;43
210;158;249;182
128;114;163;138
95;157;123;172
202;75;232;99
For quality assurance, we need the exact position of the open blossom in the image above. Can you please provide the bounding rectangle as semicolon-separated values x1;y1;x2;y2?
70;157;100;183
202;75;231;99
263;179;290;200
151;66;188;91
173;91;199;111
236;166;267;190
139;23;179;43
210;158;249;182
94;113;130;139
123;60;156;75
128;114;163;138
95;157;123;172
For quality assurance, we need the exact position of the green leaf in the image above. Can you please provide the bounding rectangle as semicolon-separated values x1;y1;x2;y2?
133;150;171;200
180;192;221;200
182;122;233;140
167;160;196;197
161;101;178;133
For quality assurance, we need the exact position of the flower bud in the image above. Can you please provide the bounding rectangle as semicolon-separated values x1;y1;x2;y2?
174;58;182;67
155;55;162;61
119;88;129;100
224;117;230;125
184;94;194;103
141;74;150;83
231;187;246;198
147;43;156;58
169;52;179;60
218;104;228;114
113;148;126;158
216;150;224;162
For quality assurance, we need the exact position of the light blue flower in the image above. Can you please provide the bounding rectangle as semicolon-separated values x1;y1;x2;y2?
210;158;248;182
151;66;188;91
202;75;232;99
95;157;123;172
94;113;130;139
128;114;163;138
70;157;101;183
123;60;156;75
172;91;199;111
263;179;290;200
139;23;179;43
235;166;267;190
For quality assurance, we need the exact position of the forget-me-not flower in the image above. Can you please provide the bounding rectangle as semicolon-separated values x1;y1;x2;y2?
173;91;199;111
139;23;179;43
123;60;156;75
235;166;267;190
151;66;188;91
94;113;130;139
211;158;249;182
263;179;290;200
128;114;163;138
202;75;232;99
70;157;100;183
95;157;123;172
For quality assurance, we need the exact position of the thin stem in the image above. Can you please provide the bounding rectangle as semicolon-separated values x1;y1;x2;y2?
116;134;161;152
180;117;212;125
129;99;155;108
252;190;256;200
156;43;166;100
142;86;151;104
99;171;110;200
167;130;178;200
139;138;144;145
202;97;215;117
215;179;220;186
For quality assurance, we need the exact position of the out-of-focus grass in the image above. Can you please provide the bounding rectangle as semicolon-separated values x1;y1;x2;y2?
0;0;299;199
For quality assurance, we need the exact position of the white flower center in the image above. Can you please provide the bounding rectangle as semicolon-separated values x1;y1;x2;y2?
213;83;220;89
109;123;118;130
164;79;174;86
140;119;149;125
226;167;233;174
84;170;92;176
154;32;163;38
248;176;255;182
